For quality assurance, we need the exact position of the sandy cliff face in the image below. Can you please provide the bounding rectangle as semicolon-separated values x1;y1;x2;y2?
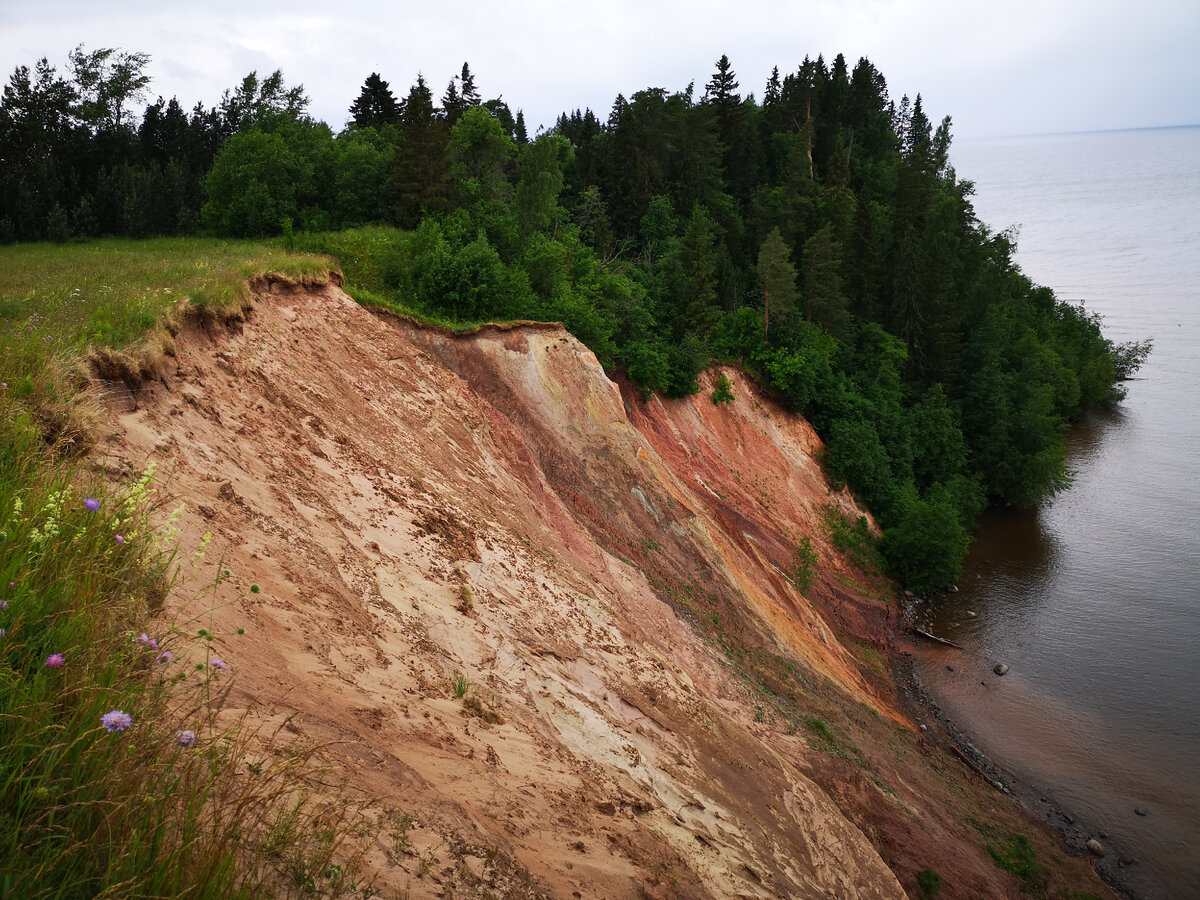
106;281;1109;899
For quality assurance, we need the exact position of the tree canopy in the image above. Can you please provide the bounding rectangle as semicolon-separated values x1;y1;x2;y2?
0;48;1150;589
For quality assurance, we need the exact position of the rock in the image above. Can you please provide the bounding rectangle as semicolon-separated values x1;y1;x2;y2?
1118;856;1137;867
945;665;955;672
993;664;1009;676
948;584;959;593
966;610;977;617
1134;807;1149;816
1086;839;1106;857
1099;830;1108;839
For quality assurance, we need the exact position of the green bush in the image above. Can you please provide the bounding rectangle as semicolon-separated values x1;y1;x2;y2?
789;536;819;592
917;868;941;895
711;372;734;405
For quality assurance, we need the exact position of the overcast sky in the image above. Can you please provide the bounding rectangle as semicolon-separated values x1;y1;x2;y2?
2;0;1197;142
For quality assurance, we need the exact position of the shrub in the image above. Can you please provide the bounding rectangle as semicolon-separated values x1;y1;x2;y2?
711;372;734;405
917;868;941;895
789;536;819;593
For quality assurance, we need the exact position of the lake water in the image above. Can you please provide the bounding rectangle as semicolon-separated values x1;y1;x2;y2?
915;126;1200;899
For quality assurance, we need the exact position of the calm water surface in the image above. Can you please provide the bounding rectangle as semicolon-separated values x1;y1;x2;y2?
915;127;1200;899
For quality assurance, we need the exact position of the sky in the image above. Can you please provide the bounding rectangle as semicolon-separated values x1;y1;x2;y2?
1;0;1197;142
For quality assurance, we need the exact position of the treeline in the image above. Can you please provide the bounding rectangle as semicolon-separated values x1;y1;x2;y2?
0;49;1149;589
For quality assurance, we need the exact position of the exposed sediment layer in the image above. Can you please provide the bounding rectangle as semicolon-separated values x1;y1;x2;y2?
104;281;1111;898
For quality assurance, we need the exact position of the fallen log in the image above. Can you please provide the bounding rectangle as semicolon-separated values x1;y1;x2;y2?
914;627;963;649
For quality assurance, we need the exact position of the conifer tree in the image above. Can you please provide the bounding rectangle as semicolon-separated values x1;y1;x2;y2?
392;74;449;226
756;227;798;339
459;63;481;107
349;72;400;129
441;78;463;125
803;223;850;337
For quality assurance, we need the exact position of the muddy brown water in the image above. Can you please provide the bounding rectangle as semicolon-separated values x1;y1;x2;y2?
915;127;1200;899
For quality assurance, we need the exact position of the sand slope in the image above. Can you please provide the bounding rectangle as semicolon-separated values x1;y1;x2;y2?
105;280;1111;899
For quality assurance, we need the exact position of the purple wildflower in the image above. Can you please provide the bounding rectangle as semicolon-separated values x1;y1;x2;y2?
210;658;227;670
45;653;64;668
0;600;7;610
84;498;100;512
176;729;197;747
136;632;158;650
115;534;124;543
0;628;6;638
156;650;173;665
100;710;132;733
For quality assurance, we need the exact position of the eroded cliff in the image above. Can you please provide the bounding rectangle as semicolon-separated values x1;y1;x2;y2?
104;280;1110;898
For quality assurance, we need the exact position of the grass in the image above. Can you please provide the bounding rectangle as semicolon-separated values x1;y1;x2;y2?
820;503;885;578
973;820;1049;894
0;237;377;898
0;238;334;448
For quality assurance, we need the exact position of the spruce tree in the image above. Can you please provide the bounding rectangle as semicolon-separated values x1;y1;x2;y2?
441;78;463;125
459;63;481;107
349;72;400;129
756;227;798;338
392;74;450;226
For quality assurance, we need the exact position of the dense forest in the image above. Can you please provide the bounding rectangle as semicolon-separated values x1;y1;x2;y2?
0;47;1150;590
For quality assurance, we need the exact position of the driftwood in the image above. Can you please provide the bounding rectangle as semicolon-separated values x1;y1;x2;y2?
914;627;963;649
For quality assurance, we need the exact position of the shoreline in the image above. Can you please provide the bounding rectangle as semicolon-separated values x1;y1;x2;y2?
891;632;1142;900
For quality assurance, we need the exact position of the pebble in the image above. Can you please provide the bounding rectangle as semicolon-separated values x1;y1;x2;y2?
1086;839;1106;857
945;665;955;672
1134;807;1149;816
993;663;1009;676
1099;830;1108;839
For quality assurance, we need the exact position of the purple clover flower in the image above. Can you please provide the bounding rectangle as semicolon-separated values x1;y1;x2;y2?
45;653;64;668
100;710;132;733
84;498;100;512
210;659;227;670
115;534;124;543
156;650;173;665
176;729;197;747
136;632;158;650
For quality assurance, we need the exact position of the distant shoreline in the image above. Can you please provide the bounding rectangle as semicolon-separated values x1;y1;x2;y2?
959;122;1200;143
